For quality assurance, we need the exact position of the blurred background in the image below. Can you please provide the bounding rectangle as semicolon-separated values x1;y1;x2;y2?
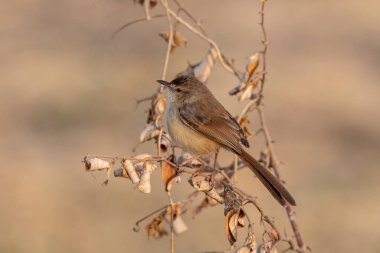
1;0;380;252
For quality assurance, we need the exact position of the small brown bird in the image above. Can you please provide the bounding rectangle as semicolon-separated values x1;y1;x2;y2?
157;75;296;206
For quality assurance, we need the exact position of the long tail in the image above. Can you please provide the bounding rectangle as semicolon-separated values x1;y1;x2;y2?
238;150;296;206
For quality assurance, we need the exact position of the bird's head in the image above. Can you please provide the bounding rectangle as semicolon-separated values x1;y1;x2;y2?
157;75;206;101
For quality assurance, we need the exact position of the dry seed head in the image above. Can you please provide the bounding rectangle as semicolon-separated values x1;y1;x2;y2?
123;159;140;184
136;162;158;193
83;157;110;171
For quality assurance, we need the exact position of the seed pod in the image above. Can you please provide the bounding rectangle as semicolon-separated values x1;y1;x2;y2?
136;162;158;193
229;52;260;97
123;159;140;184
193;47;218;83
83;157;110;171
154;95;166;116
139;123;160;143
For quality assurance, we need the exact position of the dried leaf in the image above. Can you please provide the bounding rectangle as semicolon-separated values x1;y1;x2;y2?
161;155;177;191
225;209;246;246
163;203;187;235
178;48;218;83
237;233;257;253
165;203;182;222
83;157;110;171
266;227;279;242
153;95;166;116
257;243;278;253
139;123;160;143
229;52;260;97
236;247;252;253
249;74;260;90
136;162;158;193
171;31;187;49
133;154;153;161
239;117;253;138
207;188;224;204
225;210;237;245
237;210;246;228
123;159;140;184
190;175;212;191
172;216;188;235
193;48;218;83
238;84;253;101
159;31;187;52
132;154;154;171
229;212;239;242
146;216;167;239
246;53;260;82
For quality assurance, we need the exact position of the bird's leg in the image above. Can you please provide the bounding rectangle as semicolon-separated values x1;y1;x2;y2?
213;151;219;171
211;150;219;184
179;154;205;168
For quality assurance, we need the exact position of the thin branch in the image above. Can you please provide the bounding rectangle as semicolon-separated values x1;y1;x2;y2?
167;191;175;253
161;5;235;74
172;0;208;36
254;1;306;251
136;95;155;104
285;204;305;252
144;0;152;20
160;0;174;81
257;107;281;180
111;14;166;39
237;100;257;123
257;1;269;106
133;205;169;232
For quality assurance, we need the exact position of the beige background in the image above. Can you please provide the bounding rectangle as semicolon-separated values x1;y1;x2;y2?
1;0;380;252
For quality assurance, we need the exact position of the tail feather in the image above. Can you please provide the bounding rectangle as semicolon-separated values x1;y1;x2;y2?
238;150;296;206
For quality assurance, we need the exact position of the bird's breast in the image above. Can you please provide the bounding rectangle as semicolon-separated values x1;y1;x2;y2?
166;102;220;154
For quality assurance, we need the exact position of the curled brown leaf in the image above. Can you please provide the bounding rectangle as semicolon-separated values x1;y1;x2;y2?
123;159;140;184
225;210;237;245
161;155;177;191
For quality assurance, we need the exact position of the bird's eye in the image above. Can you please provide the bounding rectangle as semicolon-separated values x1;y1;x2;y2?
175;88;182;92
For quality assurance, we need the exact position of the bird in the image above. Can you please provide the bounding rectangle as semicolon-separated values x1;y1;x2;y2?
156;75;296;206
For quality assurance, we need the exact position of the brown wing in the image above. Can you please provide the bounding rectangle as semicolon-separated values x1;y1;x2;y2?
178;101;248;153
178;99;296;206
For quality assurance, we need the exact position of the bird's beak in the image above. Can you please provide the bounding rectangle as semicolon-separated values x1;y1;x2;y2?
156;80;171;88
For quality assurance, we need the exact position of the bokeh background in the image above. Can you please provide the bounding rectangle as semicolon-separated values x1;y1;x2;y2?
1;0;380;252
